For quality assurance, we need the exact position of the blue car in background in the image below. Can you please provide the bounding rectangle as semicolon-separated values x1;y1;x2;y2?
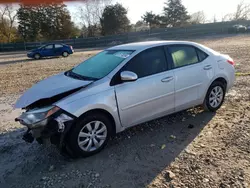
27;44;74;59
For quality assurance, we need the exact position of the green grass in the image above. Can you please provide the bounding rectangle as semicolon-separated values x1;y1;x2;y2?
235;72;250;76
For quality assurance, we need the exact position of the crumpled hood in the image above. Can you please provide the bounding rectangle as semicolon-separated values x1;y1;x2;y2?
15;72;93;109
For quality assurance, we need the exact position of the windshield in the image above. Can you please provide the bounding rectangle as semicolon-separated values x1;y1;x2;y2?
38;45;46;49
71;50;133;79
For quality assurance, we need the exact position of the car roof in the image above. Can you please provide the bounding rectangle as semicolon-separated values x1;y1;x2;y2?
108;40;201;51
43;43;66;46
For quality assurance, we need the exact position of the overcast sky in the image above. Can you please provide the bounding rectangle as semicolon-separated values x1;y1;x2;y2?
67;0;250;24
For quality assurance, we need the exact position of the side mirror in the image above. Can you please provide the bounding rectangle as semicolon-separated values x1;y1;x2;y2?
120;71;138;82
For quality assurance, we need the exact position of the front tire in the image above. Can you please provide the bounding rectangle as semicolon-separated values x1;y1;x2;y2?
203;81;226;112
34;53;41;60
67;113;112;157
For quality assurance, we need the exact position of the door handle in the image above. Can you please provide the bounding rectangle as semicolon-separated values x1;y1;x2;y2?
204;65;212;70
161;76;174;83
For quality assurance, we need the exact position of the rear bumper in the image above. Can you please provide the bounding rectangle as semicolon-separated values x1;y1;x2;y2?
227;68;236;92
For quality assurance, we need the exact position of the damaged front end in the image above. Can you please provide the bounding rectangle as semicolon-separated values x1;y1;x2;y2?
14;72;95;154
15;105;75;152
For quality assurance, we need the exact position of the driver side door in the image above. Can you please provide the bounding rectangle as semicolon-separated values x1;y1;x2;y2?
114;46;175;127
40;44;55;57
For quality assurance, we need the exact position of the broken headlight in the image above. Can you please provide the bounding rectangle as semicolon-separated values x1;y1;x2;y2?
17;106;60;127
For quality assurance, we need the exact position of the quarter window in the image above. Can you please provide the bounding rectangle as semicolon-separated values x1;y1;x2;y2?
55;44;63;48
123;47;167;78
169;46;199;68
197;48;208;61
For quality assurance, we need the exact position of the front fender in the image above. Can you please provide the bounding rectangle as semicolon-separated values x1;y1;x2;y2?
55;88;124;133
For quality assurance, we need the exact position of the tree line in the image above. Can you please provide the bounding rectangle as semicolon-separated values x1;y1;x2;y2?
0;0;250;43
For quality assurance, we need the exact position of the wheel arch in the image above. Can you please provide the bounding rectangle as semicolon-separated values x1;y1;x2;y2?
209;74;228;89
203;76;227;112
33;52;42;58
202;76;228;103
211;77;228;89
62;51;69;57
64;108;117;157
76;108;117;136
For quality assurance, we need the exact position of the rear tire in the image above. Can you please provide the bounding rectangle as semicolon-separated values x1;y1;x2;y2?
34;53;41;60
203;81;226;112
66;113;112;158
62;51;69;57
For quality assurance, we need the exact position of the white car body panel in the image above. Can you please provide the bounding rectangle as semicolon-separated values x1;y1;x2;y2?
15;41;235;134
55;78;125;133
115;70;175;127
174;55;215;111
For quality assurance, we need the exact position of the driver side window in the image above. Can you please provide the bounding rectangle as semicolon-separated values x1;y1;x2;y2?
44;45;53;50
123;46;167;78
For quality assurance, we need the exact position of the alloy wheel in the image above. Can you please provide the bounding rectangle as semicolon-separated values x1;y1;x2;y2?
77;121;107;152
34;54;40;59
209;86;224;108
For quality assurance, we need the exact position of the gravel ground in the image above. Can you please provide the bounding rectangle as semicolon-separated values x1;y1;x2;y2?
0;35;250;188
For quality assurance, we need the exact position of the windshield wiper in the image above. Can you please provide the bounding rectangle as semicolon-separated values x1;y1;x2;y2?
66;70;82;80
66;70;98;81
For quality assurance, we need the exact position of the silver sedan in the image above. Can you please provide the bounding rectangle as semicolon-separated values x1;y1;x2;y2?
15;41;235;157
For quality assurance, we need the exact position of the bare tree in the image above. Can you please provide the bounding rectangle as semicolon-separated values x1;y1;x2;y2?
213;15;217;23
190;11;206;24
233;0;250;20
77;0;112;36
221;13;233;22
0;4;17;42
221;1;250;21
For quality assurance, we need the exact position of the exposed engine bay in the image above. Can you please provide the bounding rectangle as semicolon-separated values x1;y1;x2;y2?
15;96;76;155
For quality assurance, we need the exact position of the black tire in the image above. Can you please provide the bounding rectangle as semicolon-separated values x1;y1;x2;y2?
203;81;226;112
66;113;113;157
34;53;41;60
36;138;43;145
62;51;69;57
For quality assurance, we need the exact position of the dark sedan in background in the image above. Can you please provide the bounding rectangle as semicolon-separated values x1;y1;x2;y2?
27;43;74;59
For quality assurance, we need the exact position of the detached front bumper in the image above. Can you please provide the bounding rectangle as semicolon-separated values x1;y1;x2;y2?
15;110;75;148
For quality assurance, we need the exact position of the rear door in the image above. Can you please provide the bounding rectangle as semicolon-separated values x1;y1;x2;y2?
114;46;175;127
41;44;55;57
54;44;64;56
166;45;214;111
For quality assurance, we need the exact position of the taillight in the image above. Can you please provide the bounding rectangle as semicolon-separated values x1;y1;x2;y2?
227;59;235;66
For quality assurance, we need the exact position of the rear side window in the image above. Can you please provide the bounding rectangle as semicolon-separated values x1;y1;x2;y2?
169;46;199;68
196;48;208;61
123;47;167;78
55;44;63;48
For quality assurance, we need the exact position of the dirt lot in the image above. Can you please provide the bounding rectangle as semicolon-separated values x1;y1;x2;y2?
0;35;250;188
